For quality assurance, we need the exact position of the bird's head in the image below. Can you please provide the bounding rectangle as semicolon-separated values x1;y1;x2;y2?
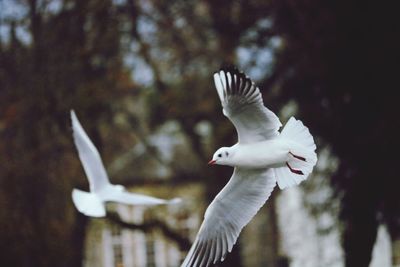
208;147;234;166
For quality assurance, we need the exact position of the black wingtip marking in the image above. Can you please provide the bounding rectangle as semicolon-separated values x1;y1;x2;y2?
215;65;251;86
218;64;243;77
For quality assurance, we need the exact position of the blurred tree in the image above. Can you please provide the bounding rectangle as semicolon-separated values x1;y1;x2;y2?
269;0;400;266
2;0;397;266
0;0;128;266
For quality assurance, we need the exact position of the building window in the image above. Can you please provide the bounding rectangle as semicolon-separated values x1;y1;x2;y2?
111;225;124;267
146;232;156;267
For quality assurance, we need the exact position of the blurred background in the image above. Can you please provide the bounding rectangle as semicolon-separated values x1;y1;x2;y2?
0;0;399;267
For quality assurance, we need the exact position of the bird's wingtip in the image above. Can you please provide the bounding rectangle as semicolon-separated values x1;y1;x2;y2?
215;64;246;78
70;109;78;125
214;63;237;74
169;197;182;204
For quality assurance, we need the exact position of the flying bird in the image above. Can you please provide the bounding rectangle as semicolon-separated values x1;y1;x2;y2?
70;110;180;218
181;66;317;267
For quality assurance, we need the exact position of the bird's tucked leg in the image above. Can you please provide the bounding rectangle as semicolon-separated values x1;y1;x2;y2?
289;152;306;162
286;162;304;175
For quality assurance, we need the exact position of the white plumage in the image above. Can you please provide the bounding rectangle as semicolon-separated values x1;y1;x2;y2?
70;110;180;218
181;66;317;267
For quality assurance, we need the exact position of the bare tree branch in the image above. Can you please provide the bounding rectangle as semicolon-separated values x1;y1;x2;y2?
107;211;192;251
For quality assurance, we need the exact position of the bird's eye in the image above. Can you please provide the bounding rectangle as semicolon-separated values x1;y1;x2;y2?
225;151;229;156
218;154;222;157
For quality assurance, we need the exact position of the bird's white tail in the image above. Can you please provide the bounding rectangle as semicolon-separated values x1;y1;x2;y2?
72;189;106;217
275;117;317;189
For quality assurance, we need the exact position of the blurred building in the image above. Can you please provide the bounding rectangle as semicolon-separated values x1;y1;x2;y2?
83;183;204;267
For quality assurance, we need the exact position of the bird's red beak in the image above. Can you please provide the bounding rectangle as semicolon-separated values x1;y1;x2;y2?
208;159;216;165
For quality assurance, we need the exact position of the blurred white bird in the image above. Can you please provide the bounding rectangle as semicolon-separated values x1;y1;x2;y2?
70;110;180;218
181;66;317;267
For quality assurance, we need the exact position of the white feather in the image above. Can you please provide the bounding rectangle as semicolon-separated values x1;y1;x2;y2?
180;168;276;267
276;117;317;189
213;68;282;143
72;189;105;217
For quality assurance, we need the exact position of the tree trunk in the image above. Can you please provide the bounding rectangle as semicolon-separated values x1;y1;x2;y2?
342;214;378;267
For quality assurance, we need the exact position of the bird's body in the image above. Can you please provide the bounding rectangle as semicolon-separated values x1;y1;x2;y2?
181;66;317;267
70;111;180;218
224;139;292;168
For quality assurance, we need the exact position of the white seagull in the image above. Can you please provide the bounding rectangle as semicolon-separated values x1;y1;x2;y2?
70;110;180;218
181;66;317;267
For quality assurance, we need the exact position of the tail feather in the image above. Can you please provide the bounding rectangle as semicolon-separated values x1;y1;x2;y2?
275;117;317;189
72;189;106;217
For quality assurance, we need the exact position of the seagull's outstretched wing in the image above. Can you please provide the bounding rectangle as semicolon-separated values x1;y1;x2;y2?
105;189;182;206
71;110;110;193
213;66;282;143
181;168;276;267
